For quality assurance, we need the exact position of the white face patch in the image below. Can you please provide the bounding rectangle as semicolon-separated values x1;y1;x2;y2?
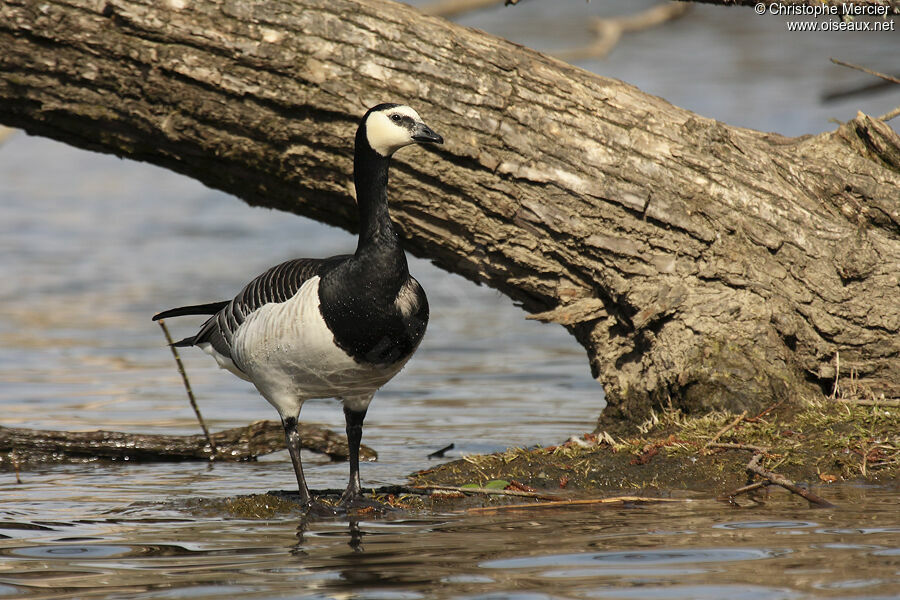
366;105;422;157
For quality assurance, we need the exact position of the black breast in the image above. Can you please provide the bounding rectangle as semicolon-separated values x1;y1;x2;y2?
318;261;429;366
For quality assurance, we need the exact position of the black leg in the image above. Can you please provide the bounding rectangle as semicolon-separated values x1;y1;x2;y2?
340;406;367;505
281;416;312;506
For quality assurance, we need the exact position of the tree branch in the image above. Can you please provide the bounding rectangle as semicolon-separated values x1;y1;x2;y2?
555;3;692;61
1;0;898;430
0;421;376;465
0;421;378;464
420;0;511;18
831;58;900;86
746;453;835;508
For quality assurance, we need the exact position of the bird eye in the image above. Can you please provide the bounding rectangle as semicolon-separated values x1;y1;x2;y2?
390;114;402;123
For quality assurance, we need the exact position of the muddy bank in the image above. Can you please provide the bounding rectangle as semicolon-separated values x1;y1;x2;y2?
180;396;898;519
410;397;899;501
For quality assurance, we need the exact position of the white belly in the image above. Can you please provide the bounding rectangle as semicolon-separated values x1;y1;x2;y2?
230;277;407;415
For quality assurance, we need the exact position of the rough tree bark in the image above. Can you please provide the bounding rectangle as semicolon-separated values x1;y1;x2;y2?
1;0;898;431
0;421;377;464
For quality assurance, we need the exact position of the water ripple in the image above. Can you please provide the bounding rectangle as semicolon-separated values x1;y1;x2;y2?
481;547;787;570
585;584;800;600
713;521;818;530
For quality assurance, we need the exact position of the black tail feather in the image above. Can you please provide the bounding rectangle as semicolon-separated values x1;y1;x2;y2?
171;335;197;347
152;300;229;321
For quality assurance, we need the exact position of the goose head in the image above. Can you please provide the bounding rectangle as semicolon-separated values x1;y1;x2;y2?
362;103;443;157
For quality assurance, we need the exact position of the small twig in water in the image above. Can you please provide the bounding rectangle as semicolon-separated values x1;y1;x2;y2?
746;453;835;508
718;480;770;505
158;319;217;458
427;443;455;459
467;496;687;513
413;484;562;501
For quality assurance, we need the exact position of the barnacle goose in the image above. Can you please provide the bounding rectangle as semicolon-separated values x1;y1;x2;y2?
153;104;443;510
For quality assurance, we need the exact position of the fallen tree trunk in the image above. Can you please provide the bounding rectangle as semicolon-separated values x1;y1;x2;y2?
0;421;377;466
1;0;898;431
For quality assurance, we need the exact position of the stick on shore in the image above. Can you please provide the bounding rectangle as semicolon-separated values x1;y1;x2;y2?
0;420;376;467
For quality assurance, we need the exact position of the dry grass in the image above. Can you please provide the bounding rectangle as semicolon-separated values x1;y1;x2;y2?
412;392;899;496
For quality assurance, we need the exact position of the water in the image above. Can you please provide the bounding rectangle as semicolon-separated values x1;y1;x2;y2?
0;484;897;599
2;1;899;598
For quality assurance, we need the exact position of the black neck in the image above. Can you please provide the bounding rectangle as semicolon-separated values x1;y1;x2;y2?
354;128;398;255
315;113;429;366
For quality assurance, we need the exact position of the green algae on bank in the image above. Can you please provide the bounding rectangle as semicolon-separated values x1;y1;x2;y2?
409;397;900;497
